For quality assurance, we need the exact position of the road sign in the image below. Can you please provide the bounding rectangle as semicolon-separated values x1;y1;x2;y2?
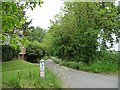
40;59;45;78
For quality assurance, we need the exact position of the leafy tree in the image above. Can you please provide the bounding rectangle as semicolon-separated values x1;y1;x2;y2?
42;31;54;56
2;45;20;61
1;1;43;46
26;41;45;63
27;27;46;43
63;2;118;49
43;2;118;63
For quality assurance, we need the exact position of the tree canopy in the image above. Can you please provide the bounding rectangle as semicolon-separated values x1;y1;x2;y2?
27;27;46;43
42;2;119;63
1;1;43;46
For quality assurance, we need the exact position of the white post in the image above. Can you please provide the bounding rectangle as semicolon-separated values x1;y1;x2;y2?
40;59;45;78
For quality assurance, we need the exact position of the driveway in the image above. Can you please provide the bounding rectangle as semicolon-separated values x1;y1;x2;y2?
45;59;118;88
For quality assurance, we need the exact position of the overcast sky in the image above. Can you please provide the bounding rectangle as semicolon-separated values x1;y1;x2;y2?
25;0;119;51
25;0;64;29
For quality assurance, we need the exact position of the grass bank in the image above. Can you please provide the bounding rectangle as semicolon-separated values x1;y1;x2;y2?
51;57;118;74
2;60;61;88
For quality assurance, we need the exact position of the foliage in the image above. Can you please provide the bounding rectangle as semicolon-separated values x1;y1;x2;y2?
1;1;43;47
2;45;20;61
42;2;119;64
87;60;118;73
27;27;46;43
2;60;61;88
2;2;43;34
9;34;30;47
26;41;45;63
42;32;55;56
52;53;118;73
96;50;118;63
18;37;30;47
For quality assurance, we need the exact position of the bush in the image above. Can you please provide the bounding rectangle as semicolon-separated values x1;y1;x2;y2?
26;41;45;63
51;57;62;64
52;56;118;73
89;60;118;73
100;51;118;62
68;61;79;70
2;45;20;61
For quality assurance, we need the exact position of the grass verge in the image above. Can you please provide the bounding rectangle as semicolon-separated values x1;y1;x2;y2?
51;57;118;74
2;60;61;88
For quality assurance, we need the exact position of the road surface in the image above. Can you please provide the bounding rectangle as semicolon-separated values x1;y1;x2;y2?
45;59;118;88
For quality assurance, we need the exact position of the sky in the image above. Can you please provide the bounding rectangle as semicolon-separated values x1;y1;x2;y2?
25;0;119;51
25;0;64;29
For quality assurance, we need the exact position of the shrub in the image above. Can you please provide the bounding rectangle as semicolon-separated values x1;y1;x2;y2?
26;41;45;63
2;45;20;61
68;61;79;70
51;57;61;64
89;60;118;73
96;51;118;63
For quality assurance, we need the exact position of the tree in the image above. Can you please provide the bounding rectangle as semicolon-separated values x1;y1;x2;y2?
26;41;45;63
27;27;46;43
1;1;43;46
42;2;118;63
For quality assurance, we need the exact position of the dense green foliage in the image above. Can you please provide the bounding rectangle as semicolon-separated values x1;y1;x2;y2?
42;2;119;64
27;27;46;43
2;45;20;61
1;2;45;62
25;26;46;62
52;51;118;73
26;41;45;63
1;1;43;48
2;2;42;33
2;60;61;88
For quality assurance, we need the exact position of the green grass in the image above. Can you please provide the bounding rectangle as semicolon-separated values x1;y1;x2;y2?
2;60;61;88
52;57;118;74
0;62;2;89
2;60;35;72
89;60;118;73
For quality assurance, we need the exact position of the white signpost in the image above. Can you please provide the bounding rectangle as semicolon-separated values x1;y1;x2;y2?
40;59;45;78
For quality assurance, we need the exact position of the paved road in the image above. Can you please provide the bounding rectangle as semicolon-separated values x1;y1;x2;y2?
45;59;118;88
